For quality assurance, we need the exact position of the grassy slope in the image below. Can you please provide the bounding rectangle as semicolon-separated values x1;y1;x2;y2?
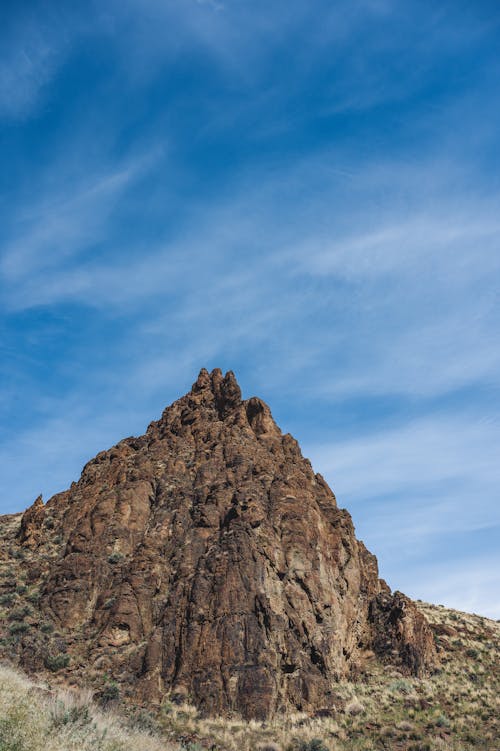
1;512;498;751
0;663;180;751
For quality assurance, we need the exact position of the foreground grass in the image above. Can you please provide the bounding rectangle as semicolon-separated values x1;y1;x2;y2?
0;664;178;751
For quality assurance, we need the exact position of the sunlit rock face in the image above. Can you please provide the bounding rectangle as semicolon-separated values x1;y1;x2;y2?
11;369;438;719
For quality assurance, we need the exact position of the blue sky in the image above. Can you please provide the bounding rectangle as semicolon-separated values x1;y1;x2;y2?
1;0;499;617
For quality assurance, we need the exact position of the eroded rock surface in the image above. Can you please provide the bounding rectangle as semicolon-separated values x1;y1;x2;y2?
1;369;438;718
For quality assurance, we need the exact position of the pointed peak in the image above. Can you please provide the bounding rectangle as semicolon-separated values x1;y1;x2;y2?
189;367;242;417
192;368;211;392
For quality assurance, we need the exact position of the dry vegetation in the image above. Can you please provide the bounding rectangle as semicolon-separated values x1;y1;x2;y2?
143;601;499;751
0;663;179;751
1;513;498;750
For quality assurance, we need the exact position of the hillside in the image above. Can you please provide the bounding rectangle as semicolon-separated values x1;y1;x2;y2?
0;600;498;750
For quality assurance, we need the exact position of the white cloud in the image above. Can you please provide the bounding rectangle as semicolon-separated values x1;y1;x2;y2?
1;149;159;300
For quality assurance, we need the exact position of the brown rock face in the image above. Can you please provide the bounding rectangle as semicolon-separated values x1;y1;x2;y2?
5;369;438;718
18;494;45;547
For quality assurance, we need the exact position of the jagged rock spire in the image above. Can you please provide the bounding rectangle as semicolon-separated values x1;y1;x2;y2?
12;368;438;719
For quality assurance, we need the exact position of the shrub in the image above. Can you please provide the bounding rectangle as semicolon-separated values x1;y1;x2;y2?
0;593;15;606
50;696;91;728
99;681;120;705
9;622;29;635
8;606;32;621
435;713;450;728
9;548;25;560
389;678;413;694
128;708;160;734
44;653;70;672
108;552;124;564
345;697;365;716
295;741;329;751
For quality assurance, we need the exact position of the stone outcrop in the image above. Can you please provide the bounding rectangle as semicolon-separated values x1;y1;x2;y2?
4;369;438;719
17;494;45;548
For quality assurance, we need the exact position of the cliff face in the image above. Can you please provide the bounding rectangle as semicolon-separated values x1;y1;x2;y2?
3;369;437;719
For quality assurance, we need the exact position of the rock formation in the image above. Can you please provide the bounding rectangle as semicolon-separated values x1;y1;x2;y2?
1;368;438;719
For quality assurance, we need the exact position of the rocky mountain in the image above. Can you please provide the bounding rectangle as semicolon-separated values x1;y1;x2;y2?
0;368;437;719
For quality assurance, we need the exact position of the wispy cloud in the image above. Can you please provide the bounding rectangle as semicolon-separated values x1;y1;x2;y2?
306;415;500;511
3;166;138;281
1;148;160;302
0;5;83;119
305;414;500;616
2;150;499;403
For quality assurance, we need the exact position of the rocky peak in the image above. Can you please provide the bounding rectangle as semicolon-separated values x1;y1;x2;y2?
192;367;242;415
3;368;438;719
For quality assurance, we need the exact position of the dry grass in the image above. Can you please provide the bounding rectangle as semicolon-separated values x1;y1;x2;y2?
0;663;179;751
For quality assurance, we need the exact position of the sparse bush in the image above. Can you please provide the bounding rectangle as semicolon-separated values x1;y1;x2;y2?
389;678;413;694
293;741;329;751
396;720;414;732
50;695;92;728
9;621;29;635
345;697;365;715
128;708;161;734
44;653;70;672
8;605;32;621
435;713;451;728
99;681;120;705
